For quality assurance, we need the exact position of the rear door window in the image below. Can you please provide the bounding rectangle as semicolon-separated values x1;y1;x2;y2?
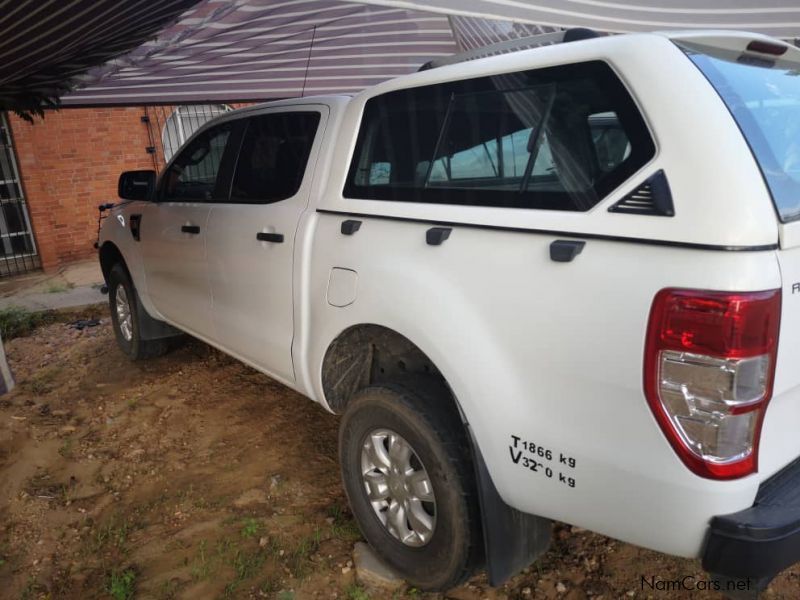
679;41;800;223
229;112;321;204
345;61;654;211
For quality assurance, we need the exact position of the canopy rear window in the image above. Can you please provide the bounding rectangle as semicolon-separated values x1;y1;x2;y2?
680;41;800;223
344;61;655;211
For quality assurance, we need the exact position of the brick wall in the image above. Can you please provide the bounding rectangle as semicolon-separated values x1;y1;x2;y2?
8;107;155;271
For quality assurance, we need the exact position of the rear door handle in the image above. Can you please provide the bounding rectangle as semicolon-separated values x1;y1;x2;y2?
181;224;200;234
257;232;284;243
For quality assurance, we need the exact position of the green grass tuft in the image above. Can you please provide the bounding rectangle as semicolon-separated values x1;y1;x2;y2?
108;568;136;600
346;584;371;600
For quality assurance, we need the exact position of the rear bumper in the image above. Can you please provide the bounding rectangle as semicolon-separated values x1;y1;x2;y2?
703;456;800;581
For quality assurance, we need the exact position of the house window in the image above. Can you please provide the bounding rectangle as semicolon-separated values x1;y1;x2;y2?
0;113;39;276
162;104;231;162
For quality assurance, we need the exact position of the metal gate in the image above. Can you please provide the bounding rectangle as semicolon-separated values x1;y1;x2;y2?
0;113;39;277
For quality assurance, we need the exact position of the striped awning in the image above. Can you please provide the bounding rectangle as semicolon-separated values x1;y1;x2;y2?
61;0;800;107
7;0;799;110
362;0;800;36
0;0;203;115
63;0;462;105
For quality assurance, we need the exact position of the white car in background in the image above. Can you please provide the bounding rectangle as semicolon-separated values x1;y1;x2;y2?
98;28;800;594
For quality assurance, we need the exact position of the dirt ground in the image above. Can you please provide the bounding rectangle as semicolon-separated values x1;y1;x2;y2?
0;308;798;600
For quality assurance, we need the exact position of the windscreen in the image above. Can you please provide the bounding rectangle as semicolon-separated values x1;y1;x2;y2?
679;41;800;223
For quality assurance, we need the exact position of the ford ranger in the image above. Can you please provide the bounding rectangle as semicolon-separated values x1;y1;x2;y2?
98;28;800;593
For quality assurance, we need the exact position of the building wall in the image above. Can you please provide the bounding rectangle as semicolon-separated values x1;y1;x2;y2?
8;107;154;270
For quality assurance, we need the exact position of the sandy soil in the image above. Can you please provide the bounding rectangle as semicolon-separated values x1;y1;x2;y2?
0;308;797;599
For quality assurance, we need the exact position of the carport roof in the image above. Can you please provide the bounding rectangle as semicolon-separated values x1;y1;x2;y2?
61;0;800;107
62;0;558;106
6;0;800;110
0;0;204;115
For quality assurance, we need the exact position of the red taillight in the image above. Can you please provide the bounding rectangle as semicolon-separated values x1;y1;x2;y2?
644;289;781;480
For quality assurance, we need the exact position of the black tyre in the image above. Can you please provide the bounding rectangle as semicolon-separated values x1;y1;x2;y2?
107;263;169;361
339;381;482;591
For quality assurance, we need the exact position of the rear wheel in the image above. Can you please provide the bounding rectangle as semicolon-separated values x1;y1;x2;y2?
339;382;482;591
108;264;169;360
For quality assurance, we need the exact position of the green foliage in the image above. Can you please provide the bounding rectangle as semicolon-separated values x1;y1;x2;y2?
240;518;261;539
346;584;371;600
327;505;362;542
0;306;54;339
108;568;136;600
45;281;74;294
190;540;211;581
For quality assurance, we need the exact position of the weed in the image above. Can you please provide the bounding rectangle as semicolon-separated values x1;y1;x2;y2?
108;568;136;600
223;552;267;597
59;437;74;458
46;282;73;294
346;584;371;600
258;575;281;595
285;530;321;577
23;365;63;395
19;576;45;600
327;505;362;542
156;577;180;600
0;306;54;339
240;517;261;539
232;547;267;582
276;591;295;600
90;516;135;555
190;540;211;581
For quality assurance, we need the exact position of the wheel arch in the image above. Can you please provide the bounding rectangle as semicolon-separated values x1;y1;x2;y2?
99;241;128;283
99;241;179;342
319;322;552;585
320;323;453;416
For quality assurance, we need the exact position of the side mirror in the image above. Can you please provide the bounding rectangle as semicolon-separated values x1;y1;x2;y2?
118;170;156;201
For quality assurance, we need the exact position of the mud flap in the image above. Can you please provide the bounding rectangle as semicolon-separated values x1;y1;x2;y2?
133;288;182;340
467;426;552;585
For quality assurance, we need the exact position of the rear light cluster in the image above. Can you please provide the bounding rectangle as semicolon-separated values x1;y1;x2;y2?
645;289;781;480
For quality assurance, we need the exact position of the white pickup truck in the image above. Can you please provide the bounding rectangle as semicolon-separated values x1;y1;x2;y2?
98;28;800;593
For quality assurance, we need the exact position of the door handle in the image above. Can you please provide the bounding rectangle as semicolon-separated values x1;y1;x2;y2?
181;224;200;234
257;232;284;243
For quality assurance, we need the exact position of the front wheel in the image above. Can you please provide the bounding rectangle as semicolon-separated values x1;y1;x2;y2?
339;382;482;591
108;264;169;361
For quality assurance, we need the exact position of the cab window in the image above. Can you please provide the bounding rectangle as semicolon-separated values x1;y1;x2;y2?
161;122;233;202
229;112;320;204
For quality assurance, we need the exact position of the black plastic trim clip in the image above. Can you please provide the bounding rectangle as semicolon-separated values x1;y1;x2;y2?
340;219;362;235
426;227;451;246
257;232;284;243
550;240;585;262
